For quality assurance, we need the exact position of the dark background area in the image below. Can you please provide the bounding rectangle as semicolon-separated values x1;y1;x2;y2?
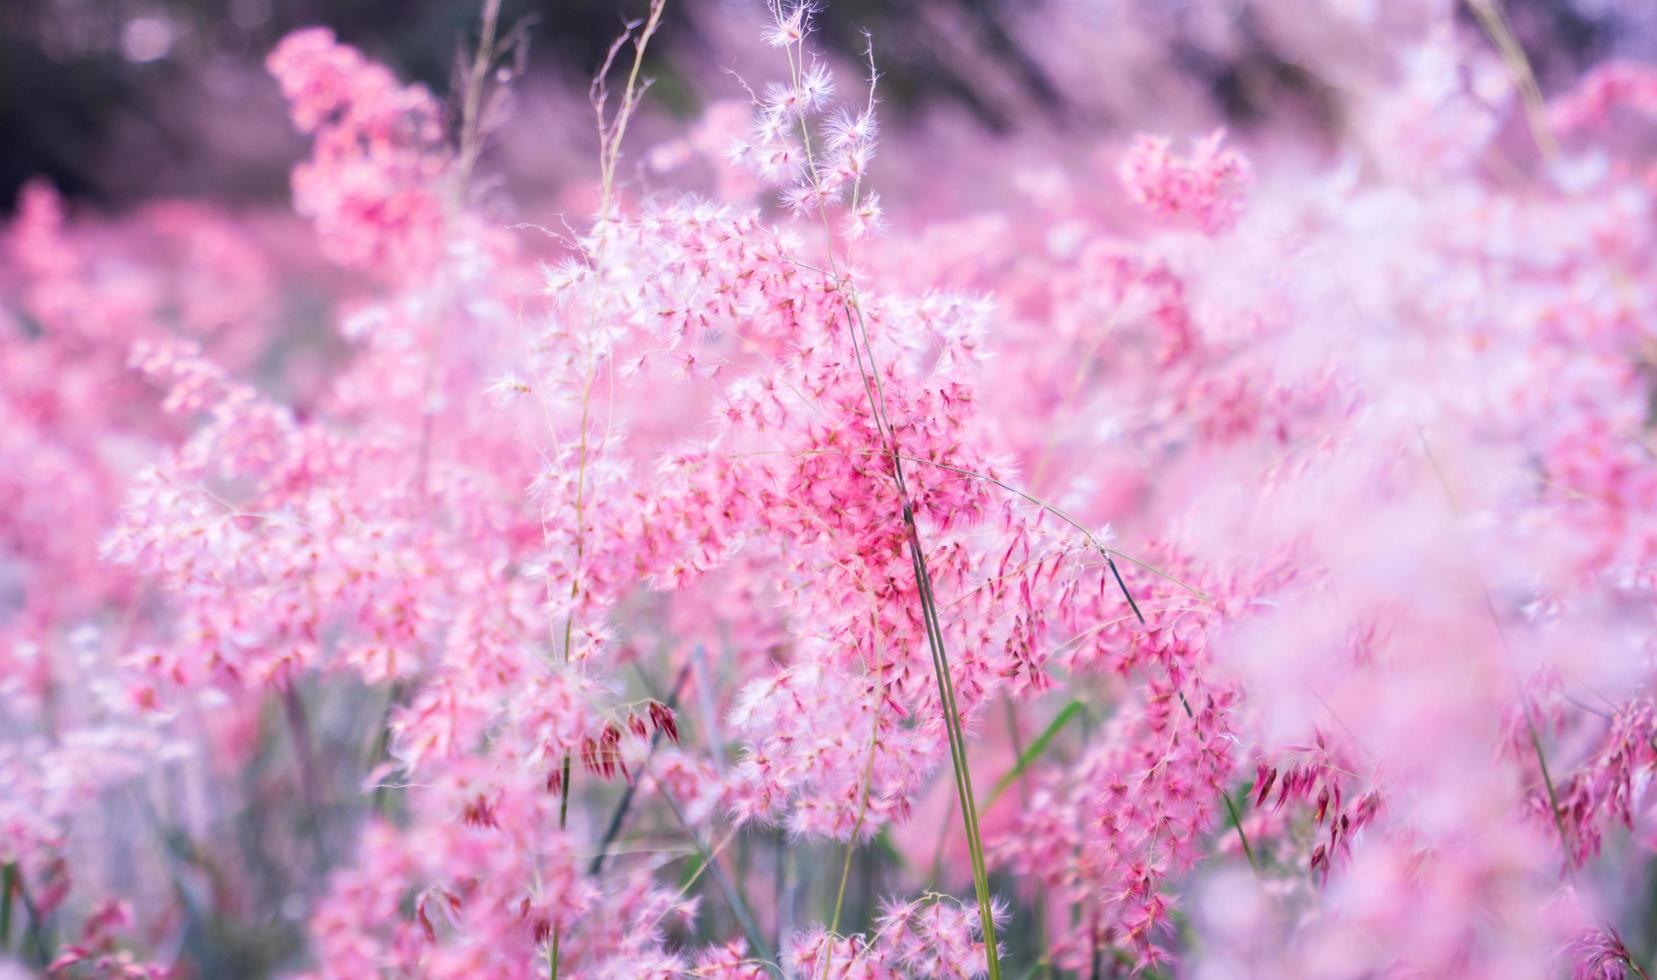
1;0;1652;214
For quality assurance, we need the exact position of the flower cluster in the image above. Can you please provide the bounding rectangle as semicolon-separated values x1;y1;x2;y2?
1117;129;1250;235
266;28;449;275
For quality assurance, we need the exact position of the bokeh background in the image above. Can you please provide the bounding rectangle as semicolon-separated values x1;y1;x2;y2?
4;0;1654;214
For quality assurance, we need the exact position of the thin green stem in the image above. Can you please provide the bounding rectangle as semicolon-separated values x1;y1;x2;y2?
777;26;1006;975
1528;718;1570;857
1178;692;1259;873
551;6;668;976
1219;791;1259;872
1;859;48;966
280;682;331;869
0;863;14;948
1418;429;1573;862
660;790;781;977
905;514;1002;978
589;660;693;877
822;614;886;979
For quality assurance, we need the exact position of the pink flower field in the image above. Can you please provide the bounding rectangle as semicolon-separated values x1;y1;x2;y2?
2;0;1657;976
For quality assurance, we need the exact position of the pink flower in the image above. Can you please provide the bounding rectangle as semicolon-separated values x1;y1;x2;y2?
1117;129;1251;234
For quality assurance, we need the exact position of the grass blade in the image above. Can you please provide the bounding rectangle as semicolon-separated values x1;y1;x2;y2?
982;700;1086;810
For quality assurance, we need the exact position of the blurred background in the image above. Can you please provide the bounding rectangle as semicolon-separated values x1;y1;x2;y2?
3;0;1654;216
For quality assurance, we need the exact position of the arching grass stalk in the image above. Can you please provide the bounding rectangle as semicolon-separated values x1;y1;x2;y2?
1465;0;1560;165
817;177;1007;980
705;444;1214;603
774;25;1003;972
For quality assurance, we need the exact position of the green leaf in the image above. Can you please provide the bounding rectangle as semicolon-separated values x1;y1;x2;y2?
981;699;1086;809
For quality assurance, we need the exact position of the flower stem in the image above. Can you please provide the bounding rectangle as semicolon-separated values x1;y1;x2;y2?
0;863;14;948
